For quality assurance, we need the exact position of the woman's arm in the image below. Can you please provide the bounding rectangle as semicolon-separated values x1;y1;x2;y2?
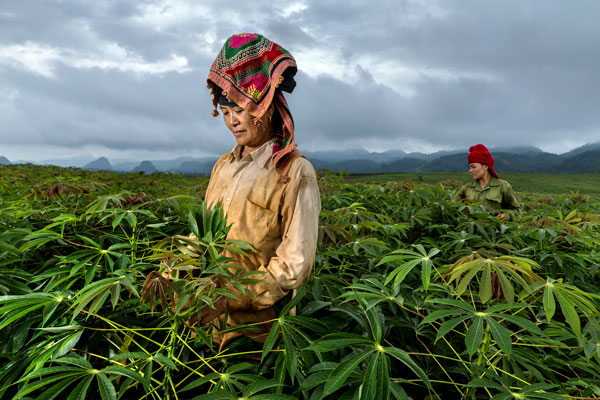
453;184;468;202
500;181;522;221
227;161;321;311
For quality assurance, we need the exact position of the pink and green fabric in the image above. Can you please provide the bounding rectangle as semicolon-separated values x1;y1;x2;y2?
207;33;299;180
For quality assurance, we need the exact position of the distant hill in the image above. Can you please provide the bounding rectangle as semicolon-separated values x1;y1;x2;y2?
554;150;600;173
381;157;428;173
168;159;218;175
490;145;544;154
0;156;11;165
560;142;600;158
422;152;565;173
333;159;380;174
83;157;113;171
112;161;139;172
421;153;467;172
132;161;158;174
12;141;600;174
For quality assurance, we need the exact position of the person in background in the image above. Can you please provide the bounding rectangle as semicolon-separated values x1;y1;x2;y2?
199;33;321;348
453;144;522;221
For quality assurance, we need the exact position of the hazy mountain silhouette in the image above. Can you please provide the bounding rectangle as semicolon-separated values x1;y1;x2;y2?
132;161;158;173
83;157;113;171
168;159;218;175
554;150;600;173
6;142;600;174
0;156;11;165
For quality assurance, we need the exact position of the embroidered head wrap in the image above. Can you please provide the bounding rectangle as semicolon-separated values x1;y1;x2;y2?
467;144;500;179
207;33;299;181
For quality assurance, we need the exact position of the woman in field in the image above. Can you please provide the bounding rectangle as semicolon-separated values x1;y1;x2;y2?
199;33;321;347
453;144;521;221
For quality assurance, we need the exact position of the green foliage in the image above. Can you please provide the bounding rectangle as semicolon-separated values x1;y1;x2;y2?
1;164;600;399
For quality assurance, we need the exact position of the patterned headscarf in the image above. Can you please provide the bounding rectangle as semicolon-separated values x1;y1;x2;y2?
207;33;299;181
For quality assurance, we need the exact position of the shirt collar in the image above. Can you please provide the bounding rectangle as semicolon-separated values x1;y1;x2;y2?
469;176;500;190
488;177;501;186
231;139;274;168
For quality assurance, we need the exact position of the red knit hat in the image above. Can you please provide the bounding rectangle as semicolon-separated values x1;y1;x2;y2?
467;144;500;179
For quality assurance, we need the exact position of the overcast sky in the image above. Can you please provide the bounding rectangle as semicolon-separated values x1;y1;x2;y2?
1;0;599;162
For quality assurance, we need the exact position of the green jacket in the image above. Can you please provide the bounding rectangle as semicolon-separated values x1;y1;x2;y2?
453;177;522;221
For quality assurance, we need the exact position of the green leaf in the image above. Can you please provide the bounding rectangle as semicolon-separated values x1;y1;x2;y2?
109;352;150;360
421;258;433;291
110;282;121;309
282;327;297;381
421;309;465;325
242;379;284;397
456;264;483;296
323;351;373;396
486;318;512;355
96;372;117;400
102;366;145;386
180;373;219;391
519;383;557;393
375;350;390;400
388;259;422;286
300;371;329;391
496;314;543;336
154;353;177;369
543;284;556;321
191;391;236;400
53;356;93;369
383;347;431;389
389;382;408;400
0;305;41;330
435;315;470;343
77;235;102;249
281;285;308;315
361;351;379;400
66;375;94;400
53;329;83;358
366;308;382;344
426;298;475;313
262;320;280;361
480;265;492;303
466;378;505;389
15;372;86;399
465;316;484;357
306;333;374;352
555;291;581;337
125;211;137;227
36;376;81;400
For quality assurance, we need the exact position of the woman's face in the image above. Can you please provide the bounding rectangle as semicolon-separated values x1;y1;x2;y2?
469;162;488;181
220;105;273;154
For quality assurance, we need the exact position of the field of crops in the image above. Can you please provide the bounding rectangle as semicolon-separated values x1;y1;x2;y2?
349;172;600;195
1;164;599;400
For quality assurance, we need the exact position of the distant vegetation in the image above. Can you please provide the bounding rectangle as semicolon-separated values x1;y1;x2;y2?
1;164;600;399
349;171;600;195
2;142;600;174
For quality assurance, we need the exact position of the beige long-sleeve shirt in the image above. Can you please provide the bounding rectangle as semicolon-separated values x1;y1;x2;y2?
204;139;321;312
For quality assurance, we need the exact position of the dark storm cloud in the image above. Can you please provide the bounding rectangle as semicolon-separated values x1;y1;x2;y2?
1;0;599;161
289;0;600;150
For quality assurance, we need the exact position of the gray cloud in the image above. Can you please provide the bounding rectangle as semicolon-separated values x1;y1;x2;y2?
1;0;599;162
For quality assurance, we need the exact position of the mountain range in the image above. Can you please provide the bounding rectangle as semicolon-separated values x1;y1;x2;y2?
3;143;600;174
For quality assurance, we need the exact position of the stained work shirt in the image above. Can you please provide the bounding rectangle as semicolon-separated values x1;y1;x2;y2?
204;140;320;331
453;177;522;221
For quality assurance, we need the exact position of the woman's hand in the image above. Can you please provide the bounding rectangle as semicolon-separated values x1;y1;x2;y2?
497;213;508;221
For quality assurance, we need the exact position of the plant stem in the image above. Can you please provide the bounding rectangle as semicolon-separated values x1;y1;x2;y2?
163;319;180;400
464;322;492;400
